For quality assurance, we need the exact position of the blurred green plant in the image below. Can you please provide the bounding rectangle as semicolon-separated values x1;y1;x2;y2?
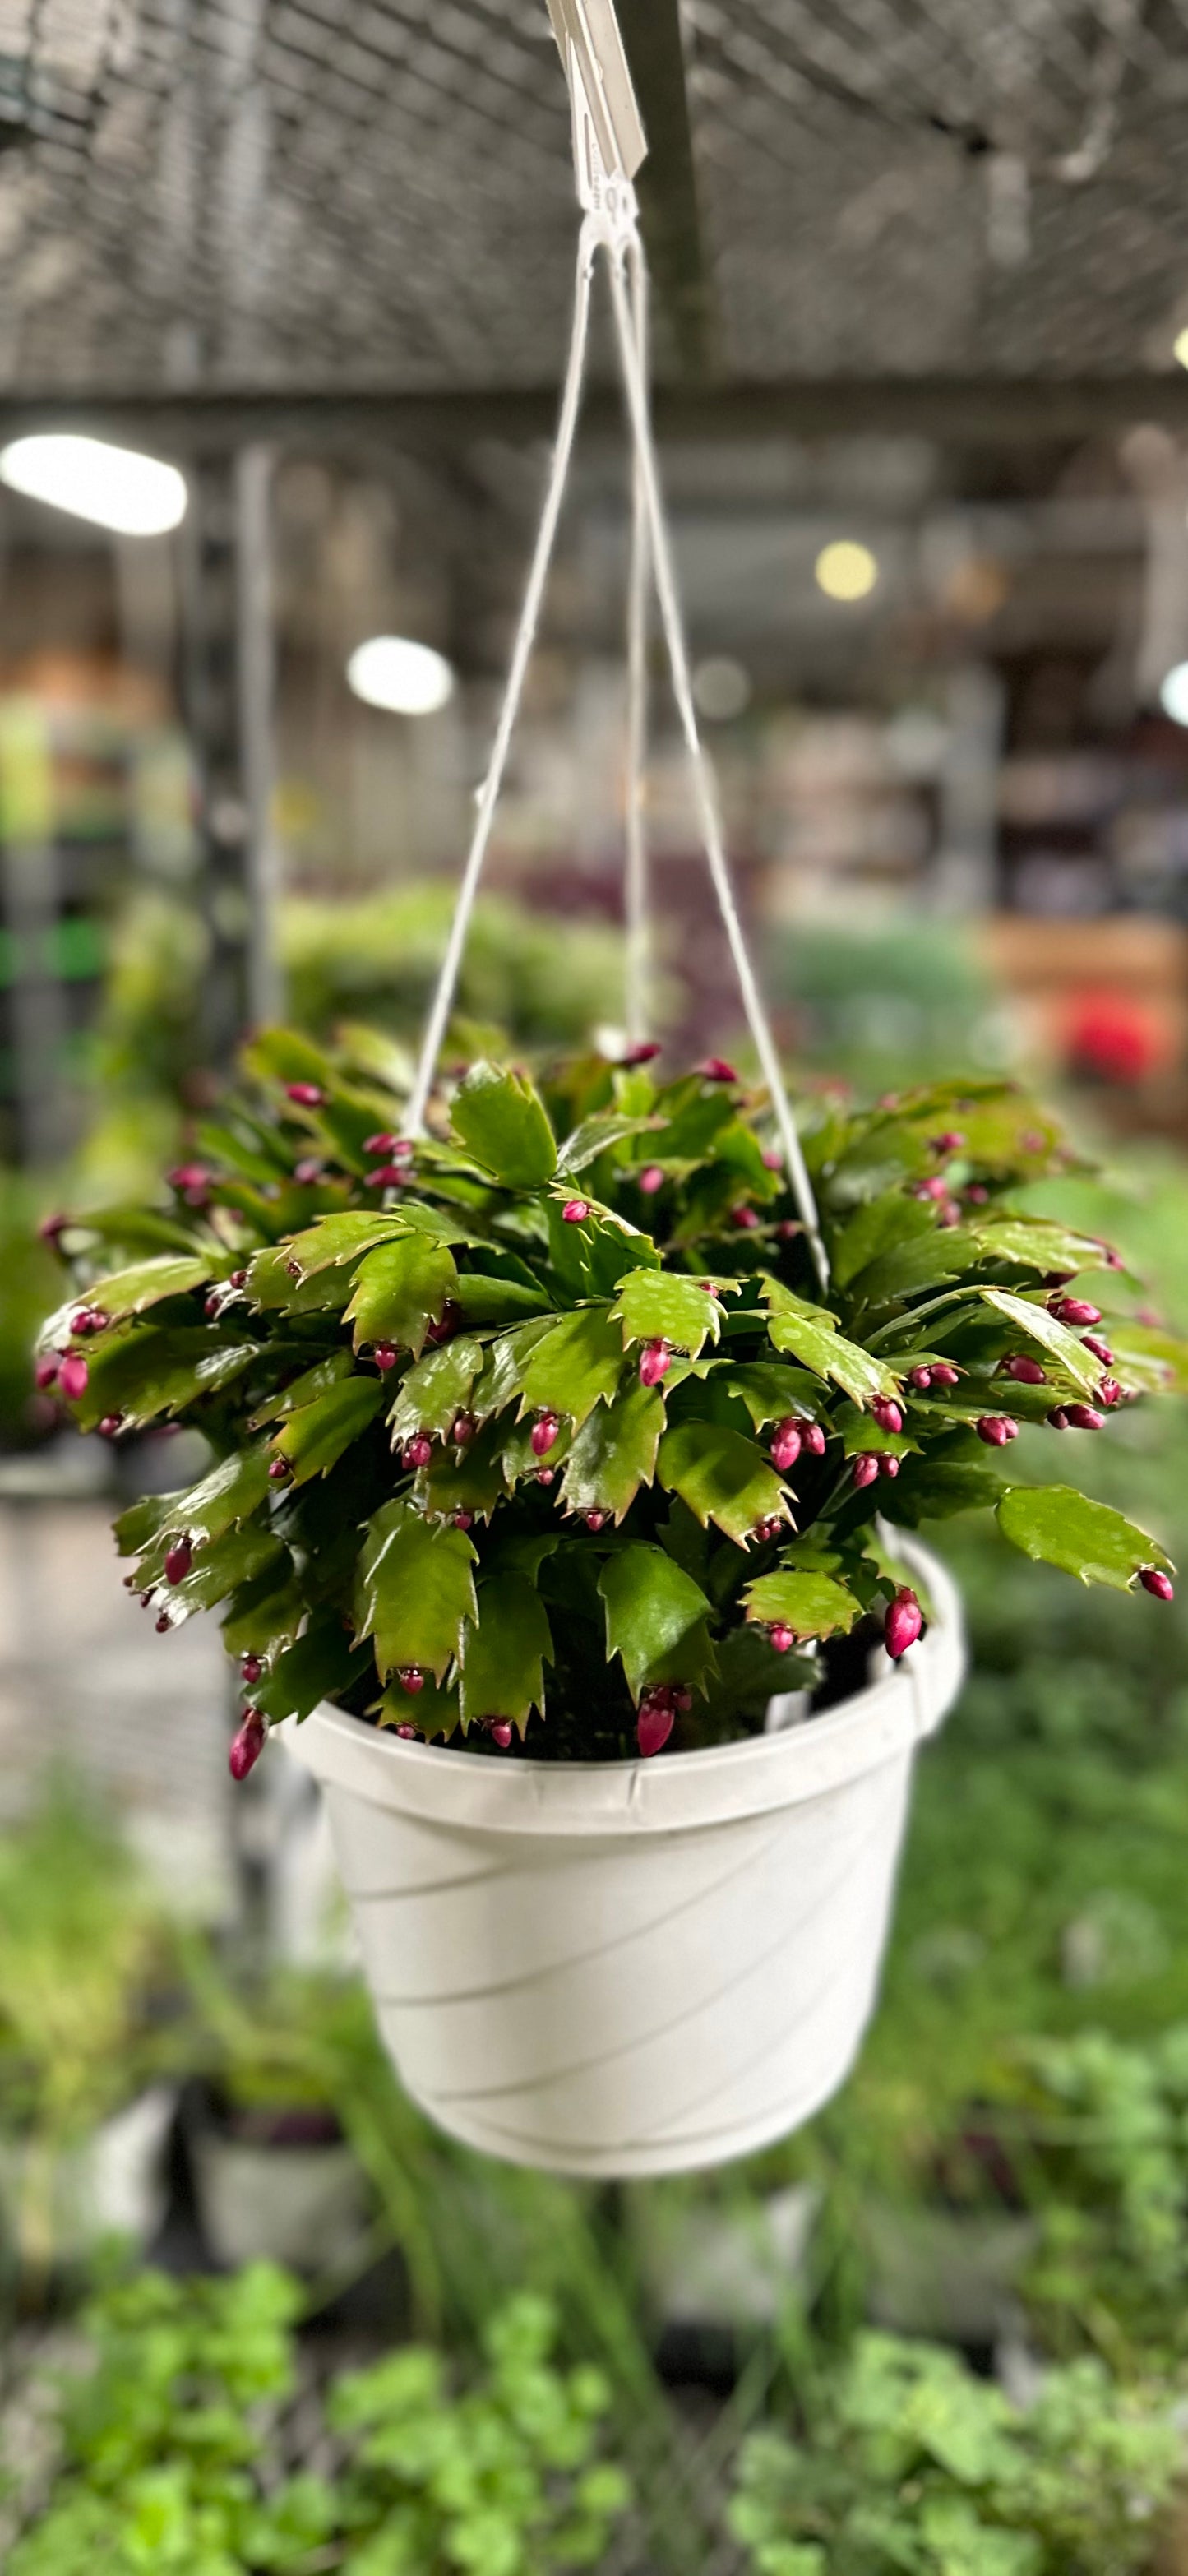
772;921;1012;1095
728;2331;1182;2576
7;2265;633;2576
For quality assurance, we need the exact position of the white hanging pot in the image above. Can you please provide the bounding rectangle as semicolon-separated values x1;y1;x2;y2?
282;1538;963;2178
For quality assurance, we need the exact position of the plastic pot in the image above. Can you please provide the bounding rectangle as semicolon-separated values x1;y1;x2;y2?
282;1538;963;2178
190;2109;367;2274
0;2085;176;2269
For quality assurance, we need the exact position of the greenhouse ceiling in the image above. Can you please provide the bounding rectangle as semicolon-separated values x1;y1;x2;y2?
3;2;1188;446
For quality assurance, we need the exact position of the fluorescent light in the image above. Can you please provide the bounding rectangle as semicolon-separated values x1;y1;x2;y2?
1160;662;1188;724
815;539;879;603
347;635;455;716
0;434;187;535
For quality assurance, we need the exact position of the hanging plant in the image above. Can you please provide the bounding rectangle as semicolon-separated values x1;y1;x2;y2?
35;1031;1182;1772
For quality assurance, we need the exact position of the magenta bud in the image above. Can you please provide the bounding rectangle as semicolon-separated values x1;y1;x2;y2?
930;1363;960;1388
536;1468;556;1487
637;1164;665;1196
770;1419;802;1473
164;1537;192;1585
451;1509;474;1530
167;1163;209;1195
1139;1566;1175;1601
294;1158;323;1185
622;1040;663;1065
403;1434;433;1471
762;1148;784;1171
58;1353;89;1400
638;1339;672;1387
908;1367;932;1391
802;1422;827;1456
698;1057;737;1083
853;1454;880;1488
636;1693;675;1757
966;1183;989;1205
1002;1355;1046;1384
752;1514;784;1542
155;1612;171;1633
241;1654;264;1685
39;1211;68;1244
732;1205;760;1230
885;1587;923;1660
1098;1377;1122;1408
1065;1404;1105;1431
776;1220;801;1242
99;1414;123;1439
584;1509;610;1532
1050;1295;1102;1327
1047;1407;1070;1429
284;1081;325;1106
373;1343;399;1373
367;1164;409;1189
530;1412;560;1458
229;1270;247;1289
562;1199;590;1223
451;1411;476;1447
490;1722;514;1750
930;1130;965;1154
913;1177;950;1202
363;1131;406;1155
397;1667;425;1694
871;1395;904;1435
879;1454;900;1478
229;1707;268;1781
1081;1334;1113;1366
395;1723;418;1739
977;1414;1018;1445
268;1455;291;1482
770;1623;796;1654
35;1354;59;1390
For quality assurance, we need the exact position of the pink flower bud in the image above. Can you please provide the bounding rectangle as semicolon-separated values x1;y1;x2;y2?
1047;1407;1070;1429
853;1453;880;1488
155;1612;171;1632
397;1667;425;1694
1049;1296;1102;1327
976;1415;1019;1445
930;1131;966;1153
395;1723;418;1739
802;1422;827;1456
762;1147;784;1170
931;1364;960;1389
294;1158;324;1185
908;1367;932;1390
364;1131;398;1154
913;1177;950;1202
490;1722;514;1749
1098;1377;1122;1408
770;1623;796;1653
35;1354;59;1390
562;1199;590;1223
776;1220;801;1242
367;1164;409;1189
639;1339;672;1387
451;1509;474;1530
1021;1130;1046;1153
1139;1566;1174;1602
229;1270;247;1289
39;1211;68;1244
638;1165;665;1195
1065;1404;1105;1431
622;1040;663;1065
636;1692;675;1757
536;1468;556;1487
164;1537;192;1585
770;1418;802;1473
451;1411;476;1446
698;1057;737;1083
885;1587;922;1660
268;1455;292;1482
965;1183;989;1205
424;1302;462;1346
733;1205;760;1230
284;1081;325;1107
1081;1334;1113;1367
373;1343;399;1373
167;1163;210;1195
531;1412;559;1457
879;1454;900;1478
58;1353;89;1400
584;1509;610;1532
229;1708;267;1782
241;1654;264;1685
1002;1355;1046;1384
871;1395;903;1435
752;1514;784;1542
403;1434;433;1471
99;1414;123;1438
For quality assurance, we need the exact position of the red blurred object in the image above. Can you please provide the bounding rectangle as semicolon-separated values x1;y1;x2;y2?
1061;989;1168;1087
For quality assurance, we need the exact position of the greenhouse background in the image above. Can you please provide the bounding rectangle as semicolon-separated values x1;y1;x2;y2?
3;6;1188;2570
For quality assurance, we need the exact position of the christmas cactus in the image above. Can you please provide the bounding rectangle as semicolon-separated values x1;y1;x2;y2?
35;1030;1186;1774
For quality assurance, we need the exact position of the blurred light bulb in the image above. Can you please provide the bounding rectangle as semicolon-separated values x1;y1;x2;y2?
1160;662;1188;724
1174;329;1188;372
347;635;455;715
692;656;751;721
815;540;879;603
0;434;187;534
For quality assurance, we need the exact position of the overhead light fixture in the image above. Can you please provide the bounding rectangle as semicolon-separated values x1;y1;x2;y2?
0;433;187;535
692;655;751;722
346;635;455;717
815;539;879;604
1174;329;1188;372
1160;662;1188;724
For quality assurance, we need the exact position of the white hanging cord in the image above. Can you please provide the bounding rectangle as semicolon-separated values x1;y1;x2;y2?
622;238;651;1048
603;247;830;1289
406;231;597;1140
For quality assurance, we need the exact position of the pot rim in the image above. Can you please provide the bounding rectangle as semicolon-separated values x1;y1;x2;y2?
282;1535;963;1838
